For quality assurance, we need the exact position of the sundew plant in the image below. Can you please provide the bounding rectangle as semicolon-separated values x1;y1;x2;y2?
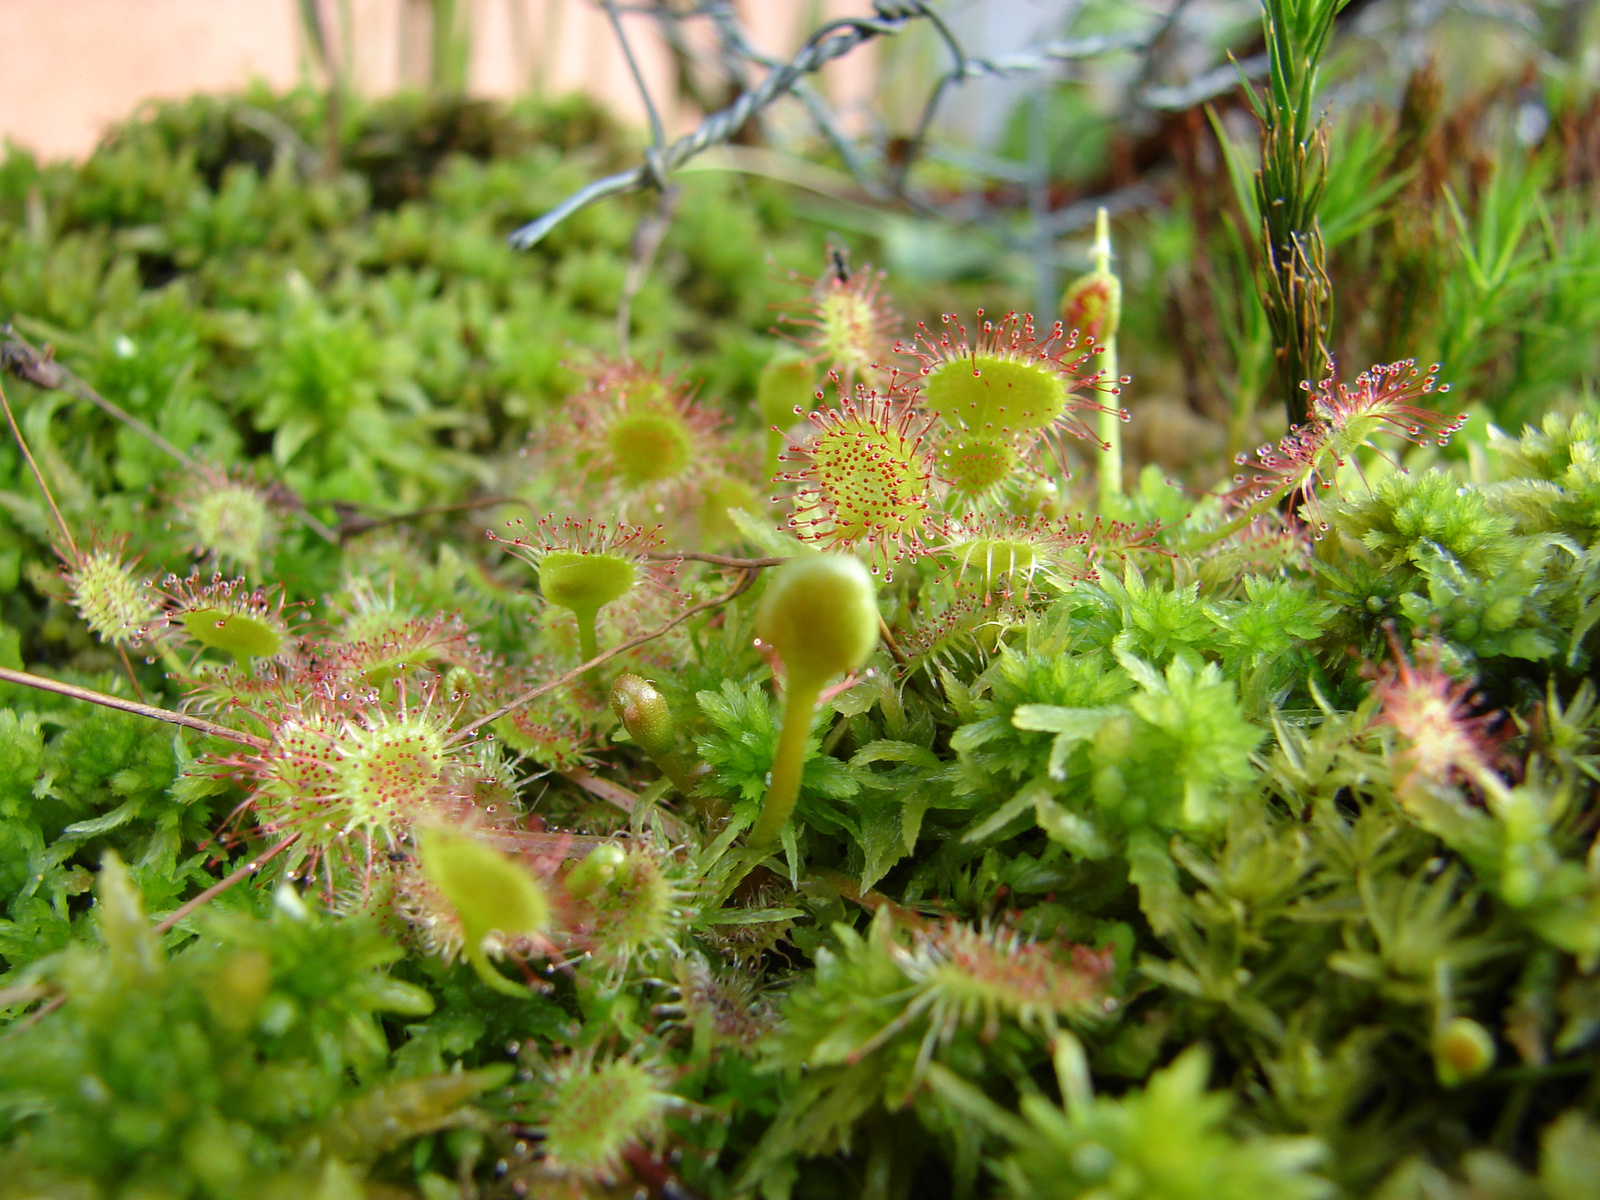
1;2;1600;1198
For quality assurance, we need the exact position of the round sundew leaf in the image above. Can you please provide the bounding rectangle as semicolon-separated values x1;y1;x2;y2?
343;726;447;818
538;551;637;616
938;434;1021;496
180;607;285;659
70;550;156;646
541;1058;671;1180
808;418;927;543
924;354;1067;436
606;409;693;484
818;287;880;374
755;553;879;691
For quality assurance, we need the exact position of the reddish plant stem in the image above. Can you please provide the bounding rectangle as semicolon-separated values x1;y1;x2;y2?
152;834;301;934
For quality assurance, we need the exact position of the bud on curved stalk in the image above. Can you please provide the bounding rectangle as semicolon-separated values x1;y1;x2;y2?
748;554;878;848
1060;207;1124;509
417;825;550;998
610;672;712;805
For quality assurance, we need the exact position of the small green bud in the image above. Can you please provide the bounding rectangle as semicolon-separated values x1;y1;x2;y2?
611;673;675;760
564;844;682;961
757;353;816;427
418;826;550;997
1061;205;1122;344
564;842;629;896
1434;1016;1495;1087
747;554;879;851
755;554;879;691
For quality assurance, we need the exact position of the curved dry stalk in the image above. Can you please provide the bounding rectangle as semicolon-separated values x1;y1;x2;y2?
0;376;77;558
0;666;268;748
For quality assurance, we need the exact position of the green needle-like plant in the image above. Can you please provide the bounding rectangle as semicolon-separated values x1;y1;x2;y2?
1061;207;1125;507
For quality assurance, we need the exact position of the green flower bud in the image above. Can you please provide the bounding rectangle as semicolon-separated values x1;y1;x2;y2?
748;554;879;849
755;554;879;692
564;842;629;895
610;673;675;760
1434;1016;1495;1087
564;843;685;963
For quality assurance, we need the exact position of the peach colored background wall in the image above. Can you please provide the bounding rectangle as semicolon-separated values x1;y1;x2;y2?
0;1;876;160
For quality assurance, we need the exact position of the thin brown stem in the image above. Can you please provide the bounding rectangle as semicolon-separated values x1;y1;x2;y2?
0;666;268;748
878;615;908;666
2;328;196;470
152;834;301;934
643;550;787;568
8;992;65;1033
336;495;529;539
450;568;762;744
0;376;77;559
0;982;51;1010
615;183;680;355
